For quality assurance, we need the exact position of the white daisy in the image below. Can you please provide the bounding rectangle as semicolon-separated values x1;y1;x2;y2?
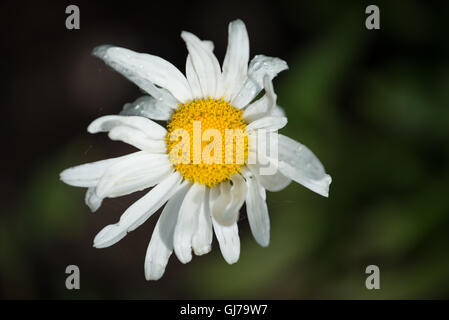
60;19;332;280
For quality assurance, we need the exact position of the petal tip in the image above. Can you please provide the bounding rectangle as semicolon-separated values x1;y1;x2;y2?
224;255;239;265
144;263;165;281
193;245;211;256
92;45;112;59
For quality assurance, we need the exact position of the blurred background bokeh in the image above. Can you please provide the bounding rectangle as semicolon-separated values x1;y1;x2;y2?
1;0;449;299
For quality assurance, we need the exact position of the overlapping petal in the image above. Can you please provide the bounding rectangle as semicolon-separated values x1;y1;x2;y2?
246;116;287;132
275;134;332;197
181;31;223;98
211;174;247;226
243;75;277;122
232;55;288;108
222;19;249;101
211;216;240;264
121;96;173;120
93;45;192;102
173;183;206;263
96;153;172;198
243;170;270;247
93;172;182;248
247;163;291;192
186;40;215;99
60;152;144;188
192;188;213;256
88;115;166;139
144;182;190;280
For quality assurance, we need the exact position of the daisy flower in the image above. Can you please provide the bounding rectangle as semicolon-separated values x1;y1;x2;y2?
60;19;332;280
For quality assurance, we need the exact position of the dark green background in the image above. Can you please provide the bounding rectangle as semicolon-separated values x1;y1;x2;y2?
1;0;448;299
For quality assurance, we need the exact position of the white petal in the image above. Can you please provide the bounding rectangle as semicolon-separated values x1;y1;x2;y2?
222;19;249;101
108;126;166;153
271;105;286;117
201;41;215;51
93;172;182;248
276;134;332;197
243;75;276;122
88;115;166;140
243;170;270;247
173;183;205;263
93;46;192;102
247;164;291;192
192;188;212;256
246;116;287;132
96;153;172;198
181;31;223;98
85;187;103;212
144;182;190;281
231;55;288;108
186;40;215;99
60;152;142;187
186;55;202;99
211;181;231;224
186;40;214;98
211;174;247;226
121;96;173;120
211;215;240;264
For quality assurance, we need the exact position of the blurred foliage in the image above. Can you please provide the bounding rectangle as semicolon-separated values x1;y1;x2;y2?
1;0;449;299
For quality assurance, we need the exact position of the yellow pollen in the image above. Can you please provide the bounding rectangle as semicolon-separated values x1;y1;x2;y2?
166;98;248;188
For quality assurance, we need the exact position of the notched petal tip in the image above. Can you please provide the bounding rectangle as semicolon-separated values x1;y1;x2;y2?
193;244;211;256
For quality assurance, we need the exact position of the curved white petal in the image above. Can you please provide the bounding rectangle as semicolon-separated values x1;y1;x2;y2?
201;40;215;51
243;170;270;247
276;134;332;197
247;164;291;192
173;183;205;263
186;55;202;99
107;126;166;153
243;75;277;123
246;116;287;132
144;182;190;281
181;31;223;98
96;153;172;198
222;19;249;101
93;172;182;249
85;187;103;212
211;181;231;224
121;96;173;120
231;55;288;108
211;214;240;264
192;188;212;256
60;152;143;187
186;40;215;99
212;174;247;226
271;105;286;117
93;45;192;102
88;115;166;140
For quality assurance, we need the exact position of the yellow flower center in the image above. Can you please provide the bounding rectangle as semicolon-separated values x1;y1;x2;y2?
166;98;248;188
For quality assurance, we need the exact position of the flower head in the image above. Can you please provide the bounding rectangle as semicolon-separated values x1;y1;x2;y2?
60;19;332;280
